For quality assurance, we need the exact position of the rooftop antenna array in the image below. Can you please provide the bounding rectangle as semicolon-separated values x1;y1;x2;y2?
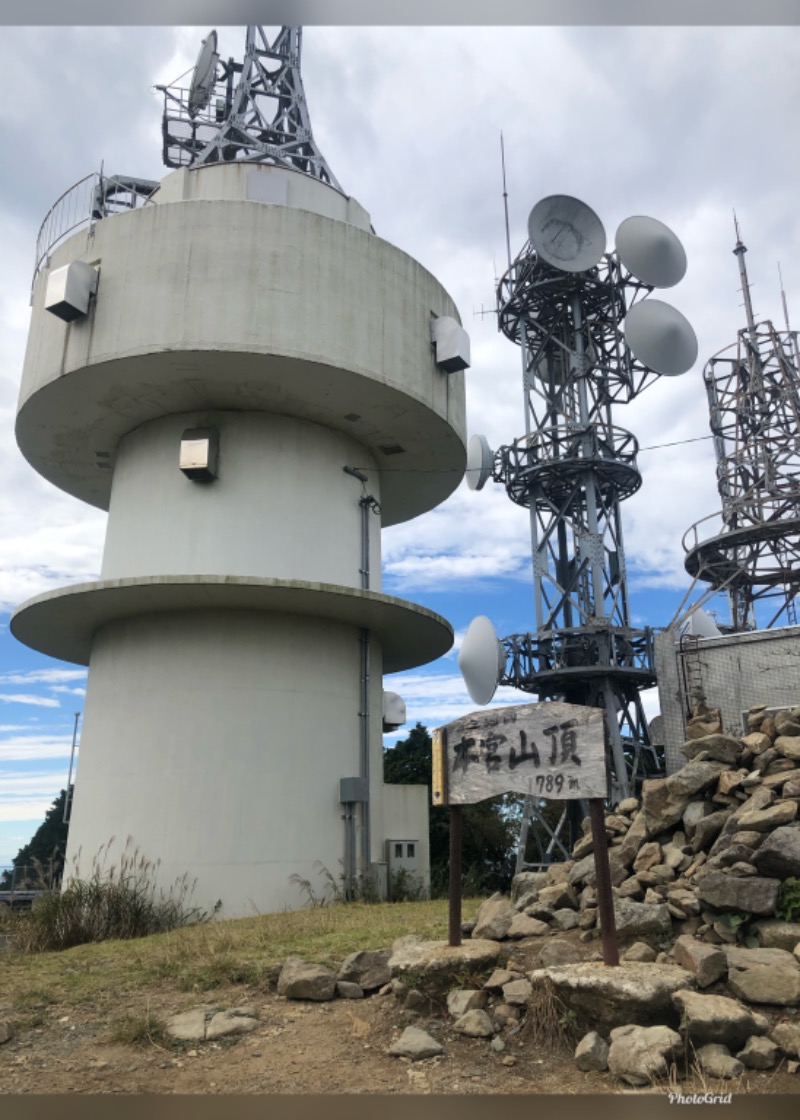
460;192;696;860
158;26;341;188
683;218;800;630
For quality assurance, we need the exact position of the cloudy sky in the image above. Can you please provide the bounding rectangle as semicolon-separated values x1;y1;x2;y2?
0;23;798;868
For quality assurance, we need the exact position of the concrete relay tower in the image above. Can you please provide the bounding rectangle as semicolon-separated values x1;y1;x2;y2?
12;27;469;914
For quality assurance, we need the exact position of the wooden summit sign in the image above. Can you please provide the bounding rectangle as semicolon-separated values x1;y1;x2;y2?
432;700;607;806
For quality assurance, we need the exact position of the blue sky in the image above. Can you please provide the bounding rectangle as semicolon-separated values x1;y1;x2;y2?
1;25;798;868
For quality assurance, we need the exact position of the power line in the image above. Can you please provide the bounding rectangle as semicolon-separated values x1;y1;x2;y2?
351;432;716;474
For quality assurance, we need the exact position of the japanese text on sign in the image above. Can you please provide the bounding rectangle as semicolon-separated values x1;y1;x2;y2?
432;701;607;805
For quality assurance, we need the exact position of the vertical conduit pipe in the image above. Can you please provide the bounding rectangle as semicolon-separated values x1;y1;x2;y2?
359;494;372;875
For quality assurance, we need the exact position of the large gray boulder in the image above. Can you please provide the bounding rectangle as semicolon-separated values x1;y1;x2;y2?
511;871;549;902
681;734;743;765
446;989;488;1018
672;990;765;1049
472;893;515;940
668;759;728;798
205;1010;259;1040
695;870;781;915
507;913;549;939
388;1027;443;1060
771;1022;800;1058
673;936;727;988
736;1035;779;1069
388;937;501;979
751;919;800;951
752;825;800;879
723;946;800;972
727;965;800;1006
613;897;672;940
529;962;694;1030
277;958;338;1001
695;1044;744;1080
337;949;391;991
538;939;583;967
166;1005;258;1041
501;979;533;1006
607;1024;682;1086
452;1009;495;1038
737;803;798;832
575;1031;609;1072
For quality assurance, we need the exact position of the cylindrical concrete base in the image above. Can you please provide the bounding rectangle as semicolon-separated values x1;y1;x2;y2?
64;609;384;916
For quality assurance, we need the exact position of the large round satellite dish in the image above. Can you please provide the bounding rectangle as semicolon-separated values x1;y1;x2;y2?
615;216;687;288
624;298;698;376
458;616;505;706
466;434;494;491
188;30;219;118
527;195;607;273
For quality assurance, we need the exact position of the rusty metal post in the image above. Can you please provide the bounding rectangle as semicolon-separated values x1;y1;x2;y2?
588;797;619;966
448;805;463;947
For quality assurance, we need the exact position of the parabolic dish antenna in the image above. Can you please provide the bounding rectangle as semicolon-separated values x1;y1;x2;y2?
458;615;505;706
624;298;698;376
615;216;687;288
466;434;494;491
528;195;607;273
188;30;219;118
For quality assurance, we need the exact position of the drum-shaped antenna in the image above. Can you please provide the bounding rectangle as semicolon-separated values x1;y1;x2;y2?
188;30;219;118
458;616;505;706
624;298;698;376
527;195;607;273
615;216;687;288
466;434;494;491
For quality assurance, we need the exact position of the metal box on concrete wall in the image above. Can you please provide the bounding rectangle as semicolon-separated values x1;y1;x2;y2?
385;837;421;898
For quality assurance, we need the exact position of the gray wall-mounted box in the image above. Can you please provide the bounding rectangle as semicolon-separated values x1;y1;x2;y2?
179;428;219;481
430;315;471;373
44;261;99;322
339;776;369;803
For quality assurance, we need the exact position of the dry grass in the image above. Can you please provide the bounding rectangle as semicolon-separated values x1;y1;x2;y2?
519;975;581;1053
2;897;482;1012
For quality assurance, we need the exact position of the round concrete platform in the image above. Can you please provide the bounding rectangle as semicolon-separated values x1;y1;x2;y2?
11;575;453;672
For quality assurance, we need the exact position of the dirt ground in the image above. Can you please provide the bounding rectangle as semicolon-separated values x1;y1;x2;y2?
3;934;800;1096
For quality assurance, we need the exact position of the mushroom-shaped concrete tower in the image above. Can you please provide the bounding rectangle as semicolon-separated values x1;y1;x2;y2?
12;27;468;914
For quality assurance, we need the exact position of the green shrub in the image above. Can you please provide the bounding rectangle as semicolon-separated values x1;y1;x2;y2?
777;878;800;922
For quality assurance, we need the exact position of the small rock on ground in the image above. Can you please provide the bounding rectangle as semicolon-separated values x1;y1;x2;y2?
388;1026;444;1060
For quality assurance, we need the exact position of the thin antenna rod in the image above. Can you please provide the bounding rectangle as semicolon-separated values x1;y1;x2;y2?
732;210;757;336
778;261;792;333
500;132;512;271
778;261;800;368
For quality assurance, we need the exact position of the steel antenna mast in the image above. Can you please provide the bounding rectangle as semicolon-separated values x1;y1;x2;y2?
684;218;800;630
461;194;698;863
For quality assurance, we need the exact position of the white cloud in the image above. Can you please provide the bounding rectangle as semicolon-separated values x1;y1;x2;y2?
0;669;87;686
0;694;60;709
0;734;77;762
1;25;798;832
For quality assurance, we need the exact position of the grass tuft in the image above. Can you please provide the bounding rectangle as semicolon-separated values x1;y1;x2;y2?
5;838;209;953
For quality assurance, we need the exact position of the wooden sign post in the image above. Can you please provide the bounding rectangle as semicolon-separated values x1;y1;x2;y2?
433;700;618;964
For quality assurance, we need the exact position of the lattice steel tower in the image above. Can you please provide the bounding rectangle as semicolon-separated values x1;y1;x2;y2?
684;221;800;630
461;196;697;823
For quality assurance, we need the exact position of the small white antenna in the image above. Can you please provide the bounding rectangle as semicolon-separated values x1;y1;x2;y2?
500;132;512;271
778;261;800;368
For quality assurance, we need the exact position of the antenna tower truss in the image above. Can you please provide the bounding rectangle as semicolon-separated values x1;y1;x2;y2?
683;230;800;629
470;197;697;826
159;26;341;189
494;244;662;804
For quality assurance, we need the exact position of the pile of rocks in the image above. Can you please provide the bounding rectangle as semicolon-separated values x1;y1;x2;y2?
493;701;800;951
449;701;800;1083
154;699;800;1087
